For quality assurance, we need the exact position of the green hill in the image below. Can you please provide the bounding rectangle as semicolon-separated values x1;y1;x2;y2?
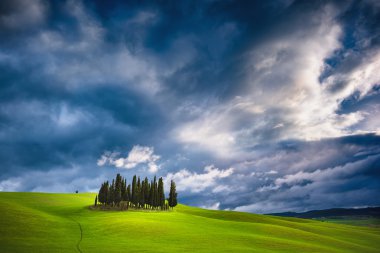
0;192;379;253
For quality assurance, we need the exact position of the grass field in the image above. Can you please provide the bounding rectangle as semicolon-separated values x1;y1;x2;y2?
0;192;379;253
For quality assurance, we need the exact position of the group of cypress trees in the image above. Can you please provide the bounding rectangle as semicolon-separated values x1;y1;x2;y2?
95;174;177;210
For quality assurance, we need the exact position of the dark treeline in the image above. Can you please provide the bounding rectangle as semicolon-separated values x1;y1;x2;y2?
95;174;177;211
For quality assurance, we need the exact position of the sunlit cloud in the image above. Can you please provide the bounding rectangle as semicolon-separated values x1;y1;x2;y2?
98;146;160;173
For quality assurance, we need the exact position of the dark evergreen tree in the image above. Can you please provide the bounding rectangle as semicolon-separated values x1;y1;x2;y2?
127;184;131;203
158;177;165;209
143;177;149;207
149;180;154;208
168;180;178;209
99;181;109;205
108;179;115;206
142;177;149;207
132;175;137;207
115;174;122;205
121;178;127;201
153;176;158;208
105;181;109;205
96;174;177;211
137;177;141;208
141;179;145;208
98;182;105;204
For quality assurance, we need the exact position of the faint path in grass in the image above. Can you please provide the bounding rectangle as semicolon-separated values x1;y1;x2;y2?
71;218;83;253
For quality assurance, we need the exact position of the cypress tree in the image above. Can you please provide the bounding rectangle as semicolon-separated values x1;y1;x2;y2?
98;182;105;204
115;174;122;205
132;175;137;207
141;180;146;208
153;176;157;208
144;177;149;208
127;184;131;203
145;181;148;208
143;177;149;208
103;181;109;205
104;181;110;205
121;178;127;201
136;177;141;208
103;182;108;204
149;180;154;209
108;179;115;206
96;175;177;210
169;180;178;209
158;177;165;209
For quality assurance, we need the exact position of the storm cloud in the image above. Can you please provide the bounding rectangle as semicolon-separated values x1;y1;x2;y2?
0;0;379;213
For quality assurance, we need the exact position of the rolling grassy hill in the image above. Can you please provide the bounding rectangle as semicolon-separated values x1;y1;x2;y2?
0;192;379;253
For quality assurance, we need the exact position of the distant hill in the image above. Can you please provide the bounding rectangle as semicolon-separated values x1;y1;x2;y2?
268;207;380;218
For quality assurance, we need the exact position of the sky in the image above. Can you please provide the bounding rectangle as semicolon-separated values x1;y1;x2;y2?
0;0;380;213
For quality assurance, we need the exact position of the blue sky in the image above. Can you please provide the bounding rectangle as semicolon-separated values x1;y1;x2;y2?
0;0;380;213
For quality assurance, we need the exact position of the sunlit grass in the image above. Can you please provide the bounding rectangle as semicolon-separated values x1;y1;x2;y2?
0;192;379;253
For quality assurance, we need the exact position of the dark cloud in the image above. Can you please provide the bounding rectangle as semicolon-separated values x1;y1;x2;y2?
0;0;379;212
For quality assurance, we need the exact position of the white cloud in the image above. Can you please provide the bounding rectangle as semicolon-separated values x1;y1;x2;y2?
253;152;380;194
234;201;289;214
0;178;21;192
164;165;234;193
97;145;160;173
246;153;380;213
172;4;380;158
173;96;270;158
97;151;120;166
272;155;375;189
201;202;220;210
212;185;233;193
325;52;380;100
